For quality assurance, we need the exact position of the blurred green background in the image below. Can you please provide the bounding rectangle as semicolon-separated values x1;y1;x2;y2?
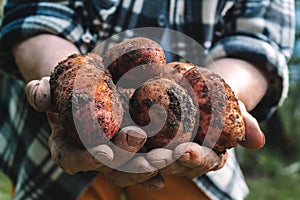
238;1;300;199
0;1;300;200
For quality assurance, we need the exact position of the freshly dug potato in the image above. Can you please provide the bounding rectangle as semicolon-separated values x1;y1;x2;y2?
163;61;198;101
50;53;123;147
129;77;197;150
183;67;246;153
103;37;166;88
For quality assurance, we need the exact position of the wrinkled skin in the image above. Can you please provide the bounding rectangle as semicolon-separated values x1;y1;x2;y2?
18;34;265;190
26;77;229;188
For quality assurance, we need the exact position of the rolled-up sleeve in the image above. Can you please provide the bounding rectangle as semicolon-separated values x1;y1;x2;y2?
0;1;86;77
209;0;295;120
0;1;85;46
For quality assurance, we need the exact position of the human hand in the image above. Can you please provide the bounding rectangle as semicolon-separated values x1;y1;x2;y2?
145;102;264;178
237;101;265;150
207;58;268;150
26;77;163;188
144;103;263;180
146;142;227;179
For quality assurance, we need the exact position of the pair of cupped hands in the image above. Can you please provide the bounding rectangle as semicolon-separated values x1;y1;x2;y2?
26;74;264;190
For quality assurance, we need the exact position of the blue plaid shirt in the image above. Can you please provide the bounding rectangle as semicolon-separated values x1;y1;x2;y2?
0;0;295;199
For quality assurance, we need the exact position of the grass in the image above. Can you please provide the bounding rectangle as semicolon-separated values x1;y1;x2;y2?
0;170;11;200
246;175;300;200
237;140;300;200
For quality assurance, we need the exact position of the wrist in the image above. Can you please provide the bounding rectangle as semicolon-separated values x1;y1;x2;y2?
206;58;270;111
13;34;80;82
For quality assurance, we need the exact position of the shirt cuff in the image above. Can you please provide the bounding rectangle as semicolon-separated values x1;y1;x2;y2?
0;2;84;45
208;35;289;120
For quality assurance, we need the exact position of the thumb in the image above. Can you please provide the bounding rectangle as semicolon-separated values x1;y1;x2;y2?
105;126;147;169
26;77;54;112
238;102;265;150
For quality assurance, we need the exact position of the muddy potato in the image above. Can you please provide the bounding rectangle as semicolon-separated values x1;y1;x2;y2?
103;37;166;88
183;67;246;153
129;77;197;150
50;53;123;147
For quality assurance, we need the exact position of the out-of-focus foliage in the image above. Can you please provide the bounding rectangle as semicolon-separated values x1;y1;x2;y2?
240;1;300;199
0;170;11;200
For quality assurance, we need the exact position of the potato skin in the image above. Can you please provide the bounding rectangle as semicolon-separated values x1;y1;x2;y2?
50;53;123;147
126;60;245;153
183;67;246;153
49;36;245;154
103;37;166;88
129;77;197;150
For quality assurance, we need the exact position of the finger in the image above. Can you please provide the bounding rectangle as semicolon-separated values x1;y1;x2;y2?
158;161;186;175
46;111;62;130
26;77;55;112
147;148;187;175
120;156;157;174
146;148;174;169
159;151;227;177
112;126;147;152
106;126;147;169
212;150;228;170
179;150;227;178
47;113;114;174
238;103;265;150
107;156;158;187
173;142;221;169
49;131;114;174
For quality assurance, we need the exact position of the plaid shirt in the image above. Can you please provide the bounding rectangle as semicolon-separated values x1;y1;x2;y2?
0;0;295;200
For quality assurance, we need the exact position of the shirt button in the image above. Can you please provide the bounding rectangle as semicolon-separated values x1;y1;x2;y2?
157;14;166;27
81;30;94;44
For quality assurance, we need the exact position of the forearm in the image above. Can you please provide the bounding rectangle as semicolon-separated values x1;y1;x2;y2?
207;58;270;111
13;34;80;82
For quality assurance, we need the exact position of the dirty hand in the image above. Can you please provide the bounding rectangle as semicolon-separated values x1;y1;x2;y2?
146;142;227;179
146;101;265;178
146;102;264;179
26;77;162;188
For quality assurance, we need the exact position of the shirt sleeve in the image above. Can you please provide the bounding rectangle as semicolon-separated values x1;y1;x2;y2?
0;1;86;77
0;1;87;45
209;0;295;120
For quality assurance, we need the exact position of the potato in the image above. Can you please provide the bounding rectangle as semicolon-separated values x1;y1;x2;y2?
50;53;123;147
129;77;197;150
103;37;166;88
49;36;245;155
183;67;246;153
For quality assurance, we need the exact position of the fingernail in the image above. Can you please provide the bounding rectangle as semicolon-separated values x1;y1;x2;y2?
25;78;52;111
94;152;113;164
126;131;146;147
26;80;39;108
122;126;146;147
34;77;51;111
